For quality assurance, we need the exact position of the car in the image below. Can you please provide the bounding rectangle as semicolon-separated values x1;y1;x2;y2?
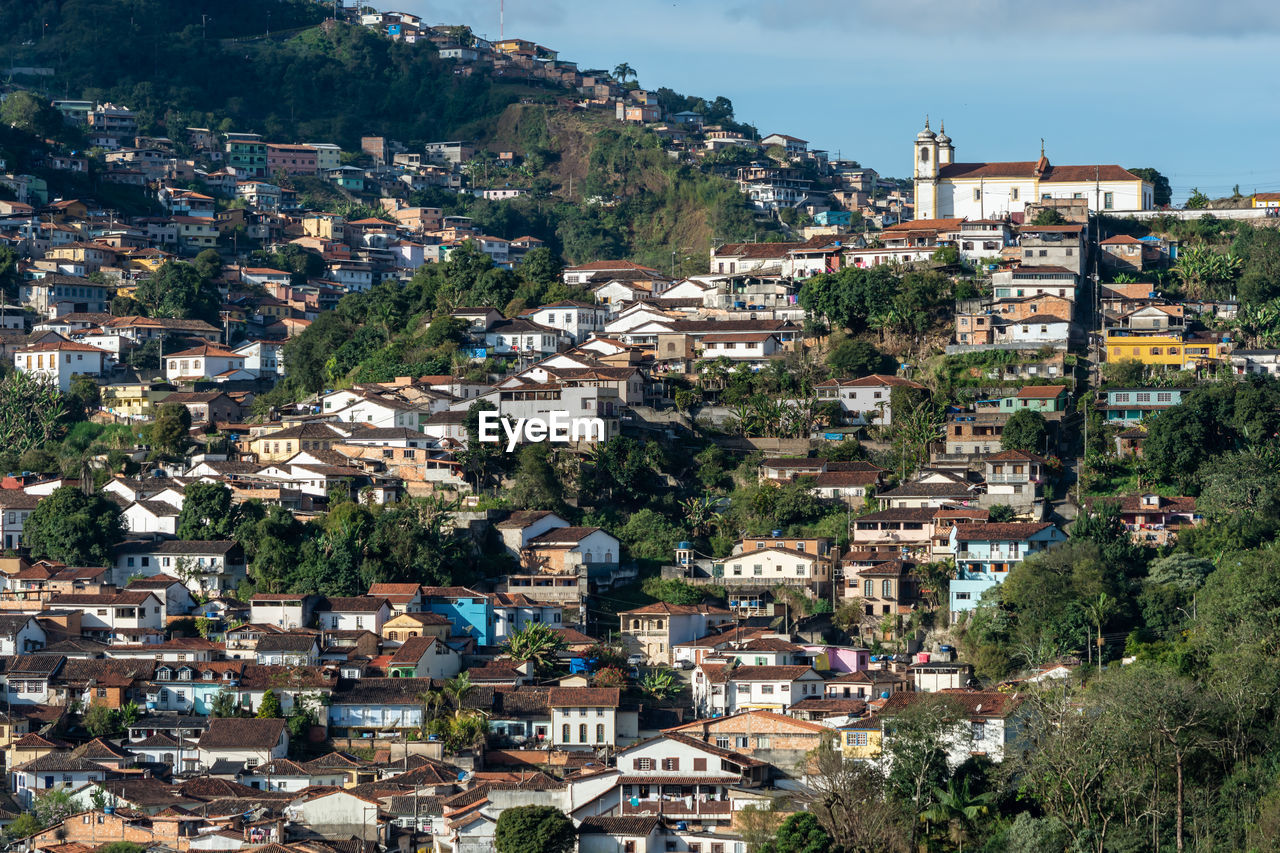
673;659;694;670
626;653;645;667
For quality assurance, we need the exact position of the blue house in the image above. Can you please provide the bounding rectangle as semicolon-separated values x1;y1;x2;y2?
1100;388;1186;423
421;586;494;645
814;210;853;227
948;522;1067;612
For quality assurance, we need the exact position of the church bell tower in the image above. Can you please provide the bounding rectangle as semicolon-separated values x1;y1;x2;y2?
913;117;939;220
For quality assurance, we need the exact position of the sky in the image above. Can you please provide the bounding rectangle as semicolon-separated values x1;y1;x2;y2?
397;0;1280;204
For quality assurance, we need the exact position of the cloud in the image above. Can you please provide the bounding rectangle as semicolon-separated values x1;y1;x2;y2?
722;0;1280;38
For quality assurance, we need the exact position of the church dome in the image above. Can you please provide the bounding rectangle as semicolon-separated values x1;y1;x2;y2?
936;120;951;145
916;117;936;142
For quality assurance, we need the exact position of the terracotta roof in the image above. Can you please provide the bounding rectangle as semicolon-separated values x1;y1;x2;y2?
881;689;1024;717
1101;234;1143;245
197;717;287;750
548;687;620;707
621;602;732;617
1015;385;1067;399
953;522;1054;542
816;374;926;389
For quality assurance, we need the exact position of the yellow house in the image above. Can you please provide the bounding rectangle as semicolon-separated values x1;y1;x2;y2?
123;247;174;273
1104;330;1224;369
837;718;883;761
245;422;350;462
381;611;452;644
102;379;178;418
1253;192;1280;209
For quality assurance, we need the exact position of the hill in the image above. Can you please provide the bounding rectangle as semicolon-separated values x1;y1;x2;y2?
0;1;779;264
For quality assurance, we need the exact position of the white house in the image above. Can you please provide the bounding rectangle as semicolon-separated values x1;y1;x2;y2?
13;340;109;391
882;690;1028;766
0;491;40;550
314;596;391;633
165;344;247;383
698;333;780;366
613;733;768;824
484;317;565;357
249;593;316;629
121;500;180;535
814;374;927;425
0;615;46;655
523;301;609;345
233;340;286;377
549;687;635;750
693;664;826;716
11;756;110;808
197;717;289;769
46;591;165;639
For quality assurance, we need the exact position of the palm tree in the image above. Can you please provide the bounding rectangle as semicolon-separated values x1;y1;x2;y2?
918;777;995;851
1084;591;1117;665
613;62;636;84
639;668;683;702
503;622;567;674
442;672;474;718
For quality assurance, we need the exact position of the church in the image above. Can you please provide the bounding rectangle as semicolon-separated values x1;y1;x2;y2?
912;119;1154;221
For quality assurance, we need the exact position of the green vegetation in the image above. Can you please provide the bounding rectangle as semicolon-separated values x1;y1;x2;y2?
494;805;576;853
24;486;125;567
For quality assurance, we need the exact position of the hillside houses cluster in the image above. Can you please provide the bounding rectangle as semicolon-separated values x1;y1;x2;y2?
0;542;1036;853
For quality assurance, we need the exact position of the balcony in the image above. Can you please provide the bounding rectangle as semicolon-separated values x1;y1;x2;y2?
621;798;732;817
985;474;1040;485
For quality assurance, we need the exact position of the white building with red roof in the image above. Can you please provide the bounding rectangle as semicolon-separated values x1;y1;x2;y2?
912;119;1154;220
13;339;110;391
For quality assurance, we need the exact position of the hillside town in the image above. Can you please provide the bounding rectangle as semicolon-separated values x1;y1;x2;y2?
0;3;1278;853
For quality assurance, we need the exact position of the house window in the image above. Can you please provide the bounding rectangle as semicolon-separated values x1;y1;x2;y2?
563;724;571;742
973;189;981;201
882;579;893;598
596;724;605;743
845;731;868;746
755;736;770;748
760;684;774;695
636;757;654;771
864;579;874;597
1104;192;1114;210
661;758;679;771
1011;188;1019;201
715;737;730;749
972;721;986;741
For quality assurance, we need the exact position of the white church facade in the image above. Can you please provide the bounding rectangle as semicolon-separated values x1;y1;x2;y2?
912;119;1154;221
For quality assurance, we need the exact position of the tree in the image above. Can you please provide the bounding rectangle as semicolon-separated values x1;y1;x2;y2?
1196;447;1280;523
68;374;101;419
1185;188;1211;209
30;788;78;829
613;62;636;84
494;805;575;853
987;504;1017;523
805;734;909;852
24;486;124;567
1001;409;1048;454
0;372;69;455
502;622;567;674
84;702;122;738
210;689;239;718
507;442;565;511
1128;167;1173;207
759;812;832;853
149;402;192;454
0;90;63;138
257;689;283;718
641;576;705;606
918;776;996;851
1031;208;1067;226
442;671;475;717
639;668;684;702
827;339;888;378
135;261;221;322
177;481;238;539
884;694;964;850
